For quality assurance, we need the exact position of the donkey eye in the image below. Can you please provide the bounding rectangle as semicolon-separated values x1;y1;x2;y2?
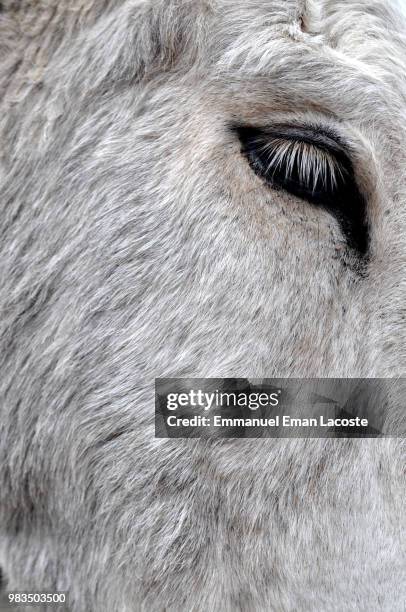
235;125;369;257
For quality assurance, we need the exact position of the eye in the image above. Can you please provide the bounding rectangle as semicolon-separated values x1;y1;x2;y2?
235;124;369;257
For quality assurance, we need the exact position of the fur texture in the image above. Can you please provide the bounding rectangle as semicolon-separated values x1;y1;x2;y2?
0;1;406;610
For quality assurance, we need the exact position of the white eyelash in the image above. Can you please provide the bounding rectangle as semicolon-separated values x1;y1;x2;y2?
255;137;345;192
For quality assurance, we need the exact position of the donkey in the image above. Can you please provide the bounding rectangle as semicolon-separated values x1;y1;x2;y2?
0;0;405;610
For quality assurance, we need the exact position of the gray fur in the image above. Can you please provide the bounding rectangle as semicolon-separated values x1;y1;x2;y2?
0;1;405;610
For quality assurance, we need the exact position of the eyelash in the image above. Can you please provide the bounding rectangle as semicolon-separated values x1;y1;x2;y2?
235;124;369;257
248;137;344;191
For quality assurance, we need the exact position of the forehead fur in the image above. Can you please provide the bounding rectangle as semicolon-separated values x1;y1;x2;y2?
2;1;406;98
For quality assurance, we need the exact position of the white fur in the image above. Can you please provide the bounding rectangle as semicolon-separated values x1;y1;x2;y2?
0;1;405;611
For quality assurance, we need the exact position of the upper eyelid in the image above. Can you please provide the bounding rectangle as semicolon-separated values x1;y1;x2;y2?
256;125;347;156
234;124;351;162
